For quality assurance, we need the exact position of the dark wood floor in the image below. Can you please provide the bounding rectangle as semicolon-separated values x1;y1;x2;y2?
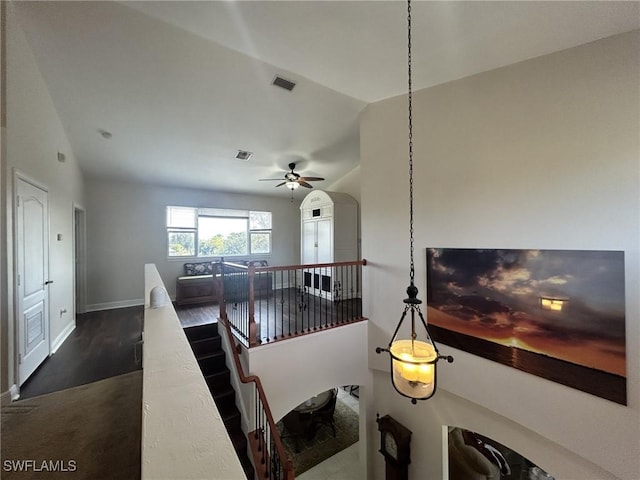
19;306;144;399
175;289;363;345
19;303;218;400
19;296;355;400
175;302;219;328
252;288;363;342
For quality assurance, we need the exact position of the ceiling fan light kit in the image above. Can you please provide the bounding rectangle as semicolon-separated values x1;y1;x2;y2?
259;162;325;193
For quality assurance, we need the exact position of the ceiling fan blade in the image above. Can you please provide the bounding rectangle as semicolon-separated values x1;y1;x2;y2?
299;176;324;182
259;178;285;181
275;181;287;187
298;180;313;188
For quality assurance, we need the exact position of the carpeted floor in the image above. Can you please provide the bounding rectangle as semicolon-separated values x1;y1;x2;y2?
278;398;359;476
1;371;142;480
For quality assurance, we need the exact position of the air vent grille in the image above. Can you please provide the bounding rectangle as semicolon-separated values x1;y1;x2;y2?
235;150;253;161
272;75;296;92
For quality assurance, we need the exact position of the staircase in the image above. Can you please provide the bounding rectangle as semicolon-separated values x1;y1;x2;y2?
184;323;255;480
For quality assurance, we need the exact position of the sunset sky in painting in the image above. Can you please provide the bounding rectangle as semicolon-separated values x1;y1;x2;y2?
426;249;626;376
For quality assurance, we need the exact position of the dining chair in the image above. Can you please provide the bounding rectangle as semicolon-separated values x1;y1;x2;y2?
282;410;314;452
313;388;338;437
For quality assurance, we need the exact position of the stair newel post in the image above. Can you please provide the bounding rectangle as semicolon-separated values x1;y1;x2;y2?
248;262;258;347
215;260;226;320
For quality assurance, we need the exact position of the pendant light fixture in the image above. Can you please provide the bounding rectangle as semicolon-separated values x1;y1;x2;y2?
376;0;453;404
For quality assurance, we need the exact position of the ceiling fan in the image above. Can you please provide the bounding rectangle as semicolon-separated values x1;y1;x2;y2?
259;162;325;190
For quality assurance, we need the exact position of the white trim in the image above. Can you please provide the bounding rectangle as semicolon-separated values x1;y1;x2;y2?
1;385;20;405
50;320;75;354
85;299;144;312
442;425;450;480
14;169;48;193
11;384;19;401
73;203;87;314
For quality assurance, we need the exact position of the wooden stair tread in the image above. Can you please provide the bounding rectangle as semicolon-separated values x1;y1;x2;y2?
212;388;235;399
219;405;241;422
196;350;225;361
183;322;218;338
184;323;255;480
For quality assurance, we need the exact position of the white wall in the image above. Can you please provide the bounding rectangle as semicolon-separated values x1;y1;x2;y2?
328;165;361;205
361;31;639;480
2;3;85;395
328;167;363;259
85;179;302;309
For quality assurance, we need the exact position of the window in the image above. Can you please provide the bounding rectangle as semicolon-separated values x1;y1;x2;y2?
167;206;272;257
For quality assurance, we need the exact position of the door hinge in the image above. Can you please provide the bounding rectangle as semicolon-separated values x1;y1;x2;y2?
17;274;21;286
18;353;22;365
16;196;20;207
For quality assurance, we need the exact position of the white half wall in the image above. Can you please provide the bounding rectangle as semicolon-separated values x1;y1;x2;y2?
248;320;370;477
142;264;245;479
361;31;639;480
248;320;369;423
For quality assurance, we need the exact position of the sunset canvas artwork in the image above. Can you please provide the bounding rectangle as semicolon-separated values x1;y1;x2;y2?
426;248;626;404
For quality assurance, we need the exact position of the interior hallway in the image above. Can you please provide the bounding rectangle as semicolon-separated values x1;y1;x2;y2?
18;306;143;399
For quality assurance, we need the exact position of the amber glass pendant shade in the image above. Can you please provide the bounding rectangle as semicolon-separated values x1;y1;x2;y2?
390;339;438;399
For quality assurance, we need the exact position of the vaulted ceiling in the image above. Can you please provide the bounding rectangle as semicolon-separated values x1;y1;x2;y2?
13;1;640;197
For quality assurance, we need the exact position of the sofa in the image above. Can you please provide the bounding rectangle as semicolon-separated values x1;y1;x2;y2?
175;260;272;306
175;262;217;306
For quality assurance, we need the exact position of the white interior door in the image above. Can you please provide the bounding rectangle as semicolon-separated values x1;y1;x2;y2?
16;177;50;385
302;220;316;264
316;219;332;264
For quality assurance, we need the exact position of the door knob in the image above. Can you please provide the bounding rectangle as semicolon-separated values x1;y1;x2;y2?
44;280;54;285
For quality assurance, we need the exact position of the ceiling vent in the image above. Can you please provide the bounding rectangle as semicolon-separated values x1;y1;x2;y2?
272;75;296;92
235;150;253;161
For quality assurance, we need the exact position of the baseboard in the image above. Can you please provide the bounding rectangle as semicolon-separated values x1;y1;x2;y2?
85;299;144;312
51;320;76;354
1;384;20;405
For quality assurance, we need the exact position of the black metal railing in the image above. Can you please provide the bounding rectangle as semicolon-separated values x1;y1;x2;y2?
215;259;367;348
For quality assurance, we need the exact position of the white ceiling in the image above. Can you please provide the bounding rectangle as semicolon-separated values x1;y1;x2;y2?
13;1;640;197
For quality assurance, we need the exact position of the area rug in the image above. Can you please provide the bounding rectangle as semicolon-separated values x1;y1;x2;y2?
278;398;359;476
1;371;142;480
